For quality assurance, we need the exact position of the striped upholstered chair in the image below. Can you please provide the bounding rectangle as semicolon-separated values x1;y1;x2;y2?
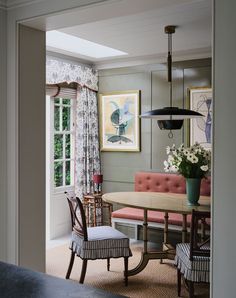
175;210;211;298
65;192;132;286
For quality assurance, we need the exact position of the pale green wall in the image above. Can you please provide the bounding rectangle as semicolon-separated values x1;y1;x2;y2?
99;59;211;194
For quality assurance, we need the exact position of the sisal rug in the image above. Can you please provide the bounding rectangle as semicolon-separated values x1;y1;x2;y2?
46;241;209;298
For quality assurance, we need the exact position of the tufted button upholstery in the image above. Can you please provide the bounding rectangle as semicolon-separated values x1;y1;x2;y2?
134;172;186;194
134;172;211;195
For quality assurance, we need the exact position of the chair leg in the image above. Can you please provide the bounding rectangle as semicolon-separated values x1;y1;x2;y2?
124;257;128;286
107;258;110;271
177;268;181;297
66;251;75;279
79;259;88;284
188;281;194;298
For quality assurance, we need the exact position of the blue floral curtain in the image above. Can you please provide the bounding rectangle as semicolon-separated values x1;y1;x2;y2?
46;57;98;90
75;86;101;199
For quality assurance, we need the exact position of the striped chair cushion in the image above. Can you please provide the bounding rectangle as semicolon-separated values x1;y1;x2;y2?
175;243;210;283
70;226;132;260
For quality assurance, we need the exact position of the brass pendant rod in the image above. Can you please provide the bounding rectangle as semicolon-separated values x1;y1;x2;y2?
168;32;173;109
167;33;172;83
165;25;176;110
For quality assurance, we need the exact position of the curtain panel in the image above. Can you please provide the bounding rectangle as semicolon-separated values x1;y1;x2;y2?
75;86;101;199
46;57;101;198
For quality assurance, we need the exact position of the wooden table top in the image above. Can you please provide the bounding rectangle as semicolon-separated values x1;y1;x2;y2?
102;192;211;215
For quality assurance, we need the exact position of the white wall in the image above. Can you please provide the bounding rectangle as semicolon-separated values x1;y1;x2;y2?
0;8;7;261
18;24;45;271
212;0;236;297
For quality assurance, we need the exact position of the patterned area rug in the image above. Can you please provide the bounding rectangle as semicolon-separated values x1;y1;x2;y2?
46;241;209;298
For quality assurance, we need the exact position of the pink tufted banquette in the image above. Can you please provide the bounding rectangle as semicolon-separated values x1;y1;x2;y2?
134;172;211;196
112;172;211;238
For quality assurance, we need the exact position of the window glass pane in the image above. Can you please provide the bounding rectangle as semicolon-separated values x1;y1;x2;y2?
54;106;60;131
54;161;63;187
63;106;71;131
52;96;74;189
63;99;71;105
65;134;71;158
54;134;63;159
65;161;71;185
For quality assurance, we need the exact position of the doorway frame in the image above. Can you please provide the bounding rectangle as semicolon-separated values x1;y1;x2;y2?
6;0;113;270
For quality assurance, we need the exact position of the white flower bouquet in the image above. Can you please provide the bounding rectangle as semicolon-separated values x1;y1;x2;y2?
164;143;211;178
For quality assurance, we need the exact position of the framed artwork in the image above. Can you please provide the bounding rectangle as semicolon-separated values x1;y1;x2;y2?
188;87;212;149
99;90;140;152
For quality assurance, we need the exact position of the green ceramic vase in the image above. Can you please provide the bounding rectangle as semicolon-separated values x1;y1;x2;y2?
186;178;201;206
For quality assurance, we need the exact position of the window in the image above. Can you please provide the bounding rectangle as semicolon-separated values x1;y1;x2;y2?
52;97;75;189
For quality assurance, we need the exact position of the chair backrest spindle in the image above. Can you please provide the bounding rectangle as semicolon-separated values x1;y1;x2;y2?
189;210;211;261
65;192;88;241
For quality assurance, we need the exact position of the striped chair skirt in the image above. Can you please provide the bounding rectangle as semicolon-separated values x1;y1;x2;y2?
70;226;132;260
175;243;210;283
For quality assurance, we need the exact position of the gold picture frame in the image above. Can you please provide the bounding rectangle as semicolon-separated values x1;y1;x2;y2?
187;87;212;149
99;90;141;152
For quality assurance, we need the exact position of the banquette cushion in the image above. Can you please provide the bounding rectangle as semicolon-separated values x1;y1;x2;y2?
112;172;211;228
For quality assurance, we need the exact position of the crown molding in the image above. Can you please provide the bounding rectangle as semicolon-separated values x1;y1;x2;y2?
95;47;212;70
4;0;111;10
5;0;44;9
0;0;7;9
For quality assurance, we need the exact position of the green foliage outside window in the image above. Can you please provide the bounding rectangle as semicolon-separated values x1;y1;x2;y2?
63;106;71;131
54;106;60;131
54;134;63;159
54;161;63;187
53;98;73;188
65;134;71;158
65;161;71;185
63;99;71;105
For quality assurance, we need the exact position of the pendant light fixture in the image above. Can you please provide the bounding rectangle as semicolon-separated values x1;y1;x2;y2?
140;25;203;138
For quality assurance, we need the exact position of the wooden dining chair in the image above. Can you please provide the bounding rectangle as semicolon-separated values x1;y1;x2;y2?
65;192;132;286
175;210;211;298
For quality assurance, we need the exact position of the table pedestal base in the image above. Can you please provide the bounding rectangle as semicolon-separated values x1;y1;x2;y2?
128;210;186;277
163;243;176;260
128;251;167;276
128;244;175;276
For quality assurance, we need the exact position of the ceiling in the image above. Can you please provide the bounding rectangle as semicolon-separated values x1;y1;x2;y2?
25;0;212;68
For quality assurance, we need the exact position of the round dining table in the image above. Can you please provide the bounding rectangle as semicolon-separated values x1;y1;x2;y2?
103;191;211;276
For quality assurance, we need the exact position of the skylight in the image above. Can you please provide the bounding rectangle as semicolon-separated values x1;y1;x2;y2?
46;30;128;59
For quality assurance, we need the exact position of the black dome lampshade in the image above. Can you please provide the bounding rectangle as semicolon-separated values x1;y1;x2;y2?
140;25;203;137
